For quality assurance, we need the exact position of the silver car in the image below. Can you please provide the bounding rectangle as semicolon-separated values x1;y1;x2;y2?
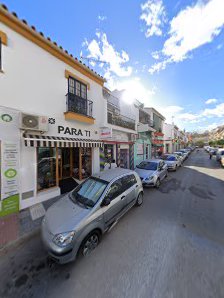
173;152;185;164
42;168;143;264
162;154;181;171
135;159;168;188
216;149;224;161
178;149;188;160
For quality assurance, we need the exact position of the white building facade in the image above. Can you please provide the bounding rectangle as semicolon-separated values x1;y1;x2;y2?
100;89;138;170
0;6;106;215
164;123;187;153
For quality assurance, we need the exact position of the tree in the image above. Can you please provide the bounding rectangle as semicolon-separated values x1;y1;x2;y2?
195;140;205;147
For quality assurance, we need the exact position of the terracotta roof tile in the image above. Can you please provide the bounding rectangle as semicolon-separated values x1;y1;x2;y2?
0;3;106;83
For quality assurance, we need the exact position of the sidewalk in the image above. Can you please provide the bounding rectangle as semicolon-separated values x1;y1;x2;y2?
0;195;63;250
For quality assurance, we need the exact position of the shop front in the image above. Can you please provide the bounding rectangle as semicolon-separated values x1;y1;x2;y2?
0;108;103;212
25;132;102;196
152;132;164;158
134;132;152;168
100;128;134;170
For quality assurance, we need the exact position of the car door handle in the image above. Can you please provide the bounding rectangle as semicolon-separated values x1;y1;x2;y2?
121;196;126;200
135;185;138;188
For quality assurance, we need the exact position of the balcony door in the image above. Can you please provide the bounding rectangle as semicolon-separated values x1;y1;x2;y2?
68;77;87;115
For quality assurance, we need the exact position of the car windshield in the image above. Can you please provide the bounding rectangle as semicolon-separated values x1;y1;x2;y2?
70;177;108;208
163;155;175;161
137;161;158;170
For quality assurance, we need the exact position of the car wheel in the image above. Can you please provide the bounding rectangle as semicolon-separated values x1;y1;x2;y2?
79;231;100;257
155;178;160;188
135;192;143;206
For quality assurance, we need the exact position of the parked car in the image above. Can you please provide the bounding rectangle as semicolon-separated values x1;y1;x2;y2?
173;151;185;163
220;156;224;167
216;149;224;161
162;154;181;171
178;149;188;160
42;168;143;264
135;159;168;188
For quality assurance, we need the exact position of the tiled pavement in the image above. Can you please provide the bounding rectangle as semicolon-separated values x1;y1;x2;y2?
0;214;19;247
0;195;62;249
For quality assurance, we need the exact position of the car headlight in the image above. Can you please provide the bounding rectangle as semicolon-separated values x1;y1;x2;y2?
53;231;75;247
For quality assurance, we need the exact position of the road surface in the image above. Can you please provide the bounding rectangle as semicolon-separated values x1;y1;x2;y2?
0;149;224;298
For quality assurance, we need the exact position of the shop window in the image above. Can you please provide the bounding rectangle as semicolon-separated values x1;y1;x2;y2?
37;148;56;191
104;144;114;162
81;148;92;178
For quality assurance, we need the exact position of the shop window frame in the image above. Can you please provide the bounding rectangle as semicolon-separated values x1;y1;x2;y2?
36;147;57;193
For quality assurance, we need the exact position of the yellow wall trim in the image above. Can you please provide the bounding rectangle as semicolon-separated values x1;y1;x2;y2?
0;7;105;86
0;30;7;45
65;70;90;90
64;112;95;124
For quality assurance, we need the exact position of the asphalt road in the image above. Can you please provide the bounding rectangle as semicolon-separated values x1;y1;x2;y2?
1;149;224;298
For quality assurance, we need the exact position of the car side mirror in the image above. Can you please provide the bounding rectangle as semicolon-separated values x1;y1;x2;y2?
101;197;111;207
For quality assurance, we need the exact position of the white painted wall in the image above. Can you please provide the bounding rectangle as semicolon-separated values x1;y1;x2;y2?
0;22;105;209
164;123;173;153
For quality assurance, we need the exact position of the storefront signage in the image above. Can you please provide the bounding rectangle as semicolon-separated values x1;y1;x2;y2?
99;127;112;139
137;143;144;155
58;126;91;137
0;141;20;216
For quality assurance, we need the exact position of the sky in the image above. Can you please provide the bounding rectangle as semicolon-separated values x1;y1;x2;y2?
2;0;224;132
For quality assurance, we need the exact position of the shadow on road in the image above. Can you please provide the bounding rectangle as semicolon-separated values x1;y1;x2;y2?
0;149;224;298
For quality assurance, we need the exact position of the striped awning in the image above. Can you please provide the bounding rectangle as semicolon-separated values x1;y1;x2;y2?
23;134;104;148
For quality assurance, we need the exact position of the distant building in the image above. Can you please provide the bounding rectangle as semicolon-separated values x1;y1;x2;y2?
164;123;188;153
144;108;165;157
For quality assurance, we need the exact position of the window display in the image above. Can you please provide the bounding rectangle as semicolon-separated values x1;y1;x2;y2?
37;148;56;191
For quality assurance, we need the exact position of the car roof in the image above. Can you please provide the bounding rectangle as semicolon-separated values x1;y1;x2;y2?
92;168;136;182
142;159;161;163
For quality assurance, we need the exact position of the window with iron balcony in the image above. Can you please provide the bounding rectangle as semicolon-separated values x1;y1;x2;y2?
65;76;94;124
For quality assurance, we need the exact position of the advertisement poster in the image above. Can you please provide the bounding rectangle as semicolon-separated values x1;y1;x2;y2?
0;107;20;216
137;143;144;155
0;141;20;216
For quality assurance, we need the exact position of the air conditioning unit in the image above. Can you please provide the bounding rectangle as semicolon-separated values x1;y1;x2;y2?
20;112;48;132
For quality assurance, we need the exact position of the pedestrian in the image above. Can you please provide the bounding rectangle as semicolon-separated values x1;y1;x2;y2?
110;159;117;169
104;159;110;170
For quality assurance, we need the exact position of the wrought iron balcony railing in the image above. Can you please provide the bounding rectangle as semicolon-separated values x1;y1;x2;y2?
66;93;93;117
107;112;135;130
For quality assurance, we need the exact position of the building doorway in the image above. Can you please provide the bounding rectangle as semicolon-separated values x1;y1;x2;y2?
120;149;129;169
57;147;92;194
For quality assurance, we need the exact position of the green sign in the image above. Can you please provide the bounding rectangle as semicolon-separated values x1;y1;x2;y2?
4;168;17;179
1;142;20;217
0;194;19;217
1;114;13;122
